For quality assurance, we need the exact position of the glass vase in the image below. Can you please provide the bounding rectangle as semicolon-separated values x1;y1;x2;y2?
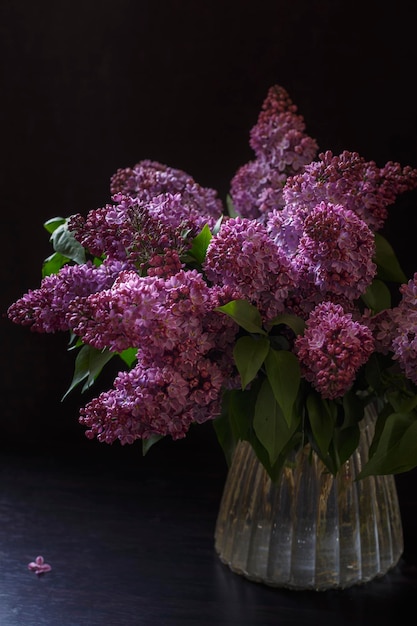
214;405;404;590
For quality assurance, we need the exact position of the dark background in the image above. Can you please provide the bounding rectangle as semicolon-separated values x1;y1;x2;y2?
1;0;417;468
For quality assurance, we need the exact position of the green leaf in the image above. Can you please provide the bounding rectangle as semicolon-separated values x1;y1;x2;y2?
51;220;86;265
306;394;336;457
267;313;305;336
361;278;391;313
43;216;66;234
142;434;164;456
227;381;261;441
62;345;116;400
365;352;391;394
215;300;267;335
253;378;300;466
264;348;300;426
226;194;238;218
213;393;239;467
358;412;417;477
398;394;417;413
42;252;71;277
233;335;270;389
222;383;303;483
342;391;365;429
331;425;360;468
374;232;407;283
119;347;137;367
188;224;212;264
212;215;224;235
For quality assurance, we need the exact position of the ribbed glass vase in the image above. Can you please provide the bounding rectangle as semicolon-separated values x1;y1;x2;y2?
214;405;404;590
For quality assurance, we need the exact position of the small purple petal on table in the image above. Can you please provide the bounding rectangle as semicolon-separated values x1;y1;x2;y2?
28;555;52;575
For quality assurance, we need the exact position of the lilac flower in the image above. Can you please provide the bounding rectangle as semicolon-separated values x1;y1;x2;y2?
362;308;396;355
67;269;220;354
266;204;310;257
7;259;127;333
283;150;417;231
204;217;297;320
28;556;51;575
229;159;289;220
390;274;417;384
295;202;376;300
79;356;229;444
145;191;220;232
230;85;318;221
294;302;374;399
68;193;198;272
109;159;223;221
250;111;318;171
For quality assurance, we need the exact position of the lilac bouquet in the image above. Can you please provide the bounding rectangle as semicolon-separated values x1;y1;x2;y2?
8;85;417;480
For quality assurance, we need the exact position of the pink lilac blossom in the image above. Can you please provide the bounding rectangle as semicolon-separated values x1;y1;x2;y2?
283;289;359;322
283;150;417;231
266;204;310;256
249;85;318;167
79;354;231;444
28;556;52;575
68;192;203;273
145;191;220;232
295;202;376;300
390;274;417;384
294;301;374;399
228;160;289;219
67;269;219;355
109;159;223;221
7;259;127;333
230;85;318;221
203;216;297;321
361;308;396;355
74;271;241;443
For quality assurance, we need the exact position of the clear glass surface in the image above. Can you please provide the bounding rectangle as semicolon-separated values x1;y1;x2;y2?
214;405;404;590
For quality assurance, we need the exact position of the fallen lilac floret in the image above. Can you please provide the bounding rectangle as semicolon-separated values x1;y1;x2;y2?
28;555;52;575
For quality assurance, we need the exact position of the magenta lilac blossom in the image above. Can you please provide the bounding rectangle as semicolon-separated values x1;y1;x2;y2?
68;192;206;272
110;159;223;222
230;85;318;221
294;302;374;399
7;259;128;333
283;150;417;231
79;355;230;444
295;202;376;299
28;556;52;575
204;216;297;321
390;274;417;385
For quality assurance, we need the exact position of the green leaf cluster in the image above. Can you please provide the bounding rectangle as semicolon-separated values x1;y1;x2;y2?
62;344;137;400
214;300;305;481
42;217;86;277
214;297;417;483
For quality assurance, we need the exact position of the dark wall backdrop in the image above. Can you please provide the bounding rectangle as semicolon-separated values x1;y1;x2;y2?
1;0;417;466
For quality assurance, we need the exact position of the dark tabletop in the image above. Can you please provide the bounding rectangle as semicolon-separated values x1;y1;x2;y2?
0;427;416;626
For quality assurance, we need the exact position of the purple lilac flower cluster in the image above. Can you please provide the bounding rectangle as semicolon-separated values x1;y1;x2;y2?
7;259;128;333
110;159;223;227
8;165;238;443
229;85;319;221
294;302;374;399
389;275;417;385
267;201;377;302
282;150;417;232
7;84;417;457
76;272;239;443
204;216;297;320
